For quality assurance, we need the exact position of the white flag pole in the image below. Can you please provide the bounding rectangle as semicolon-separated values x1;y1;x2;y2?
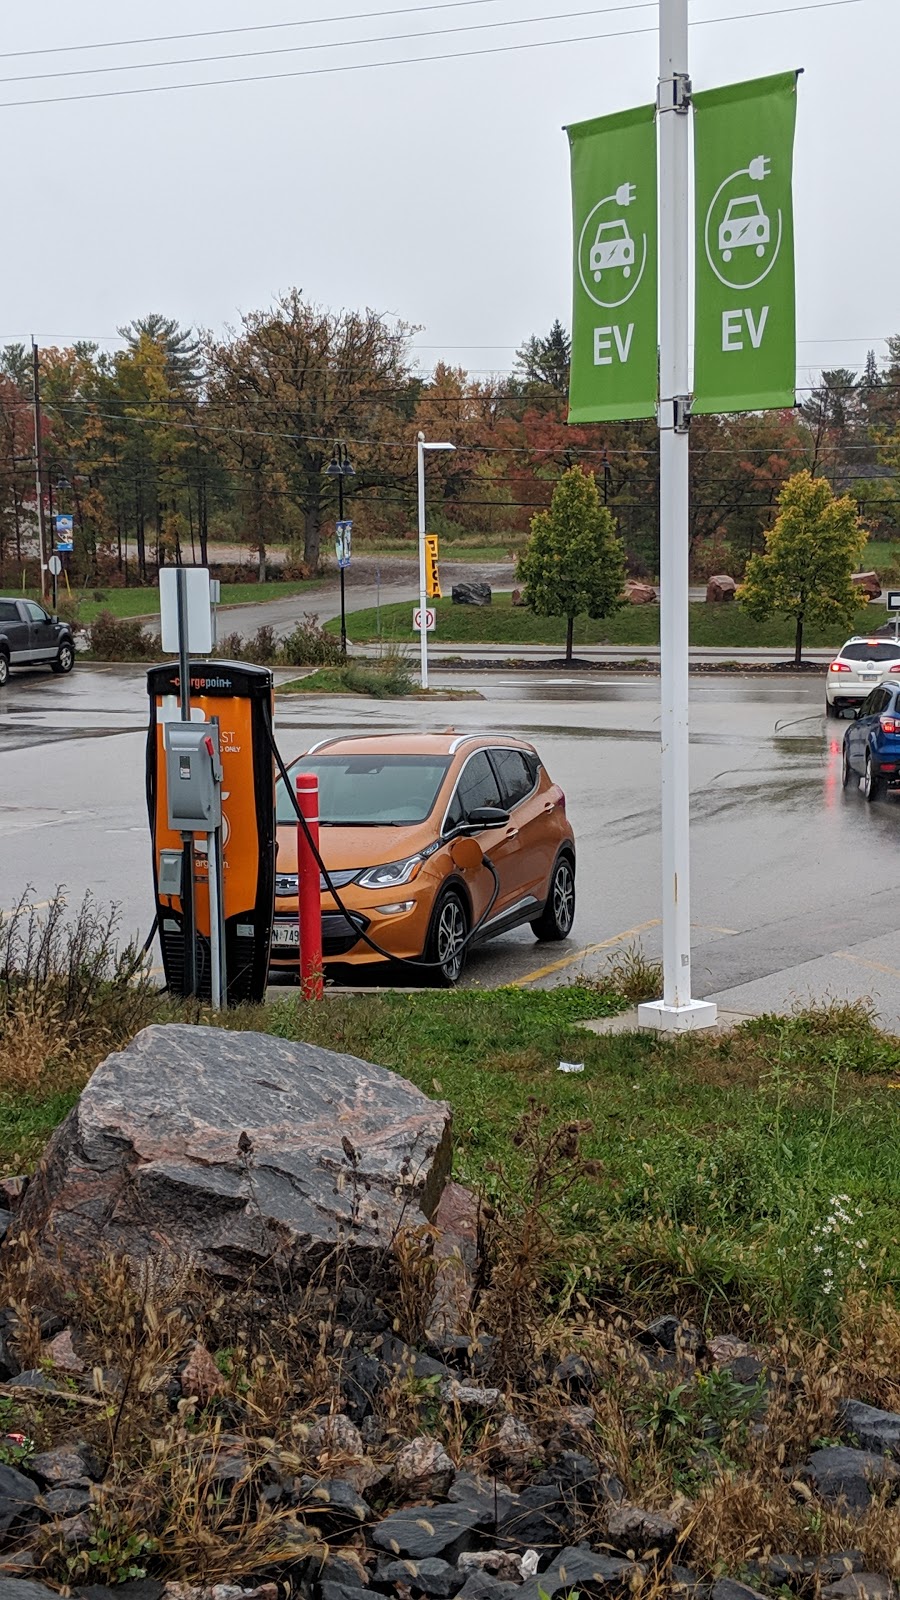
638;0;717;1032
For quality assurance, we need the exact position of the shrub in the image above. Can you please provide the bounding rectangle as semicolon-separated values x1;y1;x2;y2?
89;611;155;661
278;615;342;667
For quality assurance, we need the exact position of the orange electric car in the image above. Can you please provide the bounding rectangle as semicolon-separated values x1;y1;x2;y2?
270;731;576;985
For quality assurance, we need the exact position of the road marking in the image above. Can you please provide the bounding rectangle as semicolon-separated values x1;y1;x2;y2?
692;923;740;935
510;919;662;987
3;897;66;914
834;951;900;981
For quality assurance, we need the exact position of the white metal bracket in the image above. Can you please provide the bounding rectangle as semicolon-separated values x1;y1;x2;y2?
657;396;693;433
657;72;692;113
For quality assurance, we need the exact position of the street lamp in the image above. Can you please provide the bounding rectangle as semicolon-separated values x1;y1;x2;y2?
416;432;455;690
327;444;355;658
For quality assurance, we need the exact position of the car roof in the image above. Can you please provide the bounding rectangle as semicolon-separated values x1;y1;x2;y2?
301;731;538;759
838;636;900;649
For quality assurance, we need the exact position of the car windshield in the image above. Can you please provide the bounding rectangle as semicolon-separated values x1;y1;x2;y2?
598;222;627;238
276;754;451;826
841;642;900;662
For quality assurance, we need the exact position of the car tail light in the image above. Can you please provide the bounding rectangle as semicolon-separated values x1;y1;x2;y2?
829;661;851;673
889;665;900;674
880;715;900;734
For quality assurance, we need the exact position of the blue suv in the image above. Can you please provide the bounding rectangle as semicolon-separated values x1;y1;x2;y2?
842;681;900;802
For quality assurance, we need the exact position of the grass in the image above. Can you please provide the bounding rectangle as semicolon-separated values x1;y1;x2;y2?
359;535;526;563
331;592;888;651
15;580;318;625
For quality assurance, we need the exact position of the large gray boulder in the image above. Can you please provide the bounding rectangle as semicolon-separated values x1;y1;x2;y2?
451;582;492;606
8;1025;452;1284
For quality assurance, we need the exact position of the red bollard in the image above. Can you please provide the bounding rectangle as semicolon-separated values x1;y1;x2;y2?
296;772;323;1000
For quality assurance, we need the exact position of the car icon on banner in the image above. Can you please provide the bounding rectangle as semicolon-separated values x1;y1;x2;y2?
589;218;635;282
718;195;770;261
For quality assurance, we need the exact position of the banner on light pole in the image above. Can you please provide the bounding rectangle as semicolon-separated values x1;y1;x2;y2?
693;71;799;415
567;103;658;423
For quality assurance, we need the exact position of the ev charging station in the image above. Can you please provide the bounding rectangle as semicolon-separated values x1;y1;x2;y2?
146;569;276;1007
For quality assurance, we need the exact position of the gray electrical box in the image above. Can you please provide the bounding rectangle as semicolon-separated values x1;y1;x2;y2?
164;723;222;832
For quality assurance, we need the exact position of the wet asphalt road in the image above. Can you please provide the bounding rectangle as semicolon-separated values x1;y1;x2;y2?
3;663;900;1020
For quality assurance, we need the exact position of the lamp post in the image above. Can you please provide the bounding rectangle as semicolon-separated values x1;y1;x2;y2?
327;444;355;658
416;432;455;690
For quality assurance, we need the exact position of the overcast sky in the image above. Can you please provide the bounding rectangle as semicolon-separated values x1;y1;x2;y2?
1;0;893;392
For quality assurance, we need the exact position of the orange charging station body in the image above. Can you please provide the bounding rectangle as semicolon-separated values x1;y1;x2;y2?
146;660;276;1005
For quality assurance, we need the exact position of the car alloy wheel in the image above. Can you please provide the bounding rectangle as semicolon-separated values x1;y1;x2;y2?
0;653;8;688
531;854;576;941
841;743;853;789
432;891;467;985
864;753;883;804
53;642;75;674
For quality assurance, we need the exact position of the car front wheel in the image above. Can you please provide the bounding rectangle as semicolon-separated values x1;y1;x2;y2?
0;652;8;688
842;742;853;789
51;641;75;674
531;854;576;941
864;752;884;804
425;888;469;987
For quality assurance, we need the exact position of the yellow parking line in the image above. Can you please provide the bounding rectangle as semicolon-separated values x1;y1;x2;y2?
510;919;662;987
834;951;900;981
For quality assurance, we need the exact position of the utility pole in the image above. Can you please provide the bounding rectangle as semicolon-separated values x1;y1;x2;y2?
31;341;48;602
638;0;716;1031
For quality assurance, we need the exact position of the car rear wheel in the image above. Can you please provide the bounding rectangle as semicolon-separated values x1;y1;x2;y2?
0;652;8;688
864;752;884;804
841;743;853;789
531;854;576;941
425;888;469;987
825;695;837;718
51;641;75;674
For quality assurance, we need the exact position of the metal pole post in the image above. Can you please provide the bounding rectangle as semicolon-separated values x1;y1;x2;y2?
639;0;716;1033
207;829;222;1010
338;468;347;658
31;342;48;602
175;568;198;999
417;431;429;690
296;772;323;1000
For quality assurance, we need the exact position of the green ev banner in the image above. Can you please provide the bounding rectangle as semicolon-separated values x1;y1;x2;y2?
693;71;799;415
567;104;658;423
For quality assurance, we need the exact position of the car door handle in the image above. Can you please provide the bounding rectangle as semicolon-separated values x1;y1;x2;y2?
505;827;519;840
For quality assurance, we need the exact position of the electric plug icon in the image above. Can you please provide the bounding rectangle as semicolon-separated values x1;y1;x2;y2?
748;155;771;182
615;182;637;207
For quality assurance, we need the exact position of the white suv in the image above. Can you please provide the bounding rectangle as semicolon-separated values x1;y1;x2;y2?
825;636;900;716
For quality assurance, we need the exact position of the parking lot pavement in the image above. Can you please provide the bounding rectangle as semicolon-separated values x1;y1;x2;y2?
3;663;900;1024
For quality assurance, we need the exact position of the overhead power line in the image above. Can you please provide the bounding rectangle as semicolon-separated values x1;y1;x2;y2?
0;4;652;86
0;0;862;110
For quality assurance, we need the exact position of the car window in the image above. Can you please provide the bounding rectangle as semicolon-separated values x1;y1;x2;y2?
841;641;900;662
0;601;18;622
861;689;887;716
275;754;451;826
445;751;502;830
24;601;50;624
491;748;535;809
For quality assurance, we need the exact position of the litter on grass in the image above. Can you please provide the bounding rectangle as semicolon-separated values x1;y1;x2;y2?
558;1060;585;1074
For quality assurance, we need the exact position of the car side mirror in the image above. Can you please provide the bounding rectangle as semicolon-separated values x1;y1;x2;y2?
464;806;510;830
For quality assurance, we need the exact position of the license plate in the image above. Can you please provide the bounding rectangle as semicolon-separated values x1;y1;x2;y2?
271;923;298;948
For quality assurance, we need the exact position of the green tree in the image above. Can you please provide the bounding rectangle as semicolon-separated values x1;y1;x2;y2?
740;470;868;665
516;465;625;663
513;319;571;397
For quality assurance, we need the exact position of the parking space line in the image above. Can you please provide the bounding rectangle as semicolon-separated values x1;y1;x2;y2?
834;951;900;981
510;919;662;987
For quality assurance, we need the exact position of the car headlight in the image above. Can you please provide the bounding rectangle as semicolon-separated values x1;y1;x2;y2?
356;855;423;889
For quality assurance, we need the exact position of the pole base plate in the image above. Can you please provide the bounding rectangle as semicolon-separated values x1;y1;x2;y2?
636;998;718;1033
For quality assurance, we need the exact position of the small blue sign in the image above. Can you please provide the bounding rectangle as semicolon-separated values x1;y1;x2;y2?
56;541;74;553
335;518;352;570
55;513;73;537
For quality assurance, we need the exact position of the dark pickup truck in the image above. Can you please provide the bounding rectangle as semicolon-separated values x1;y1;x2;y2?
0;597;75;687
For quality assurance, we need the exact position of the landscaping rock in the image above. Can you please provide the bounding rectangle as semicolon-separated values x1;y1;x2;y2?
321;1583;373;1600
0;1467;40;1542
393;1437;455;1499
0;1584;61;1600
340;1350;386;1422
639;1316;703;1355
497;1483;572;1554
706;1334;751;1367
606;1502;678;1557
726;1354;766;1386
0;1327;20;1384
377;1335;453;1383
706;574;737;603
493;1416;535;1470
551;1353;596;1396
0;1217;8;1246
180;1340;226;1405
813;1553;867;1582
372;1504;489;1562
440;1381;500;1409
711;1584;768;1600
379;1559;464;1597
296;1477;372;1522
510;590;526;608
821;1579;896;1600
28;1446;94;1488
451;583;492;607
41;1486;93;1518
308;1414;365;1458
77;1582;164;1600
458;1552;530;1584
518;1548;643;1600
803;1447;900;1512
10;1025;452;1284
4;1370;68;1396
625;582;656;605
455;1577;519;1600
448;1471;519;1530
42;1328;85;1376
0;1179;27;1212
838;1399;900;1455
